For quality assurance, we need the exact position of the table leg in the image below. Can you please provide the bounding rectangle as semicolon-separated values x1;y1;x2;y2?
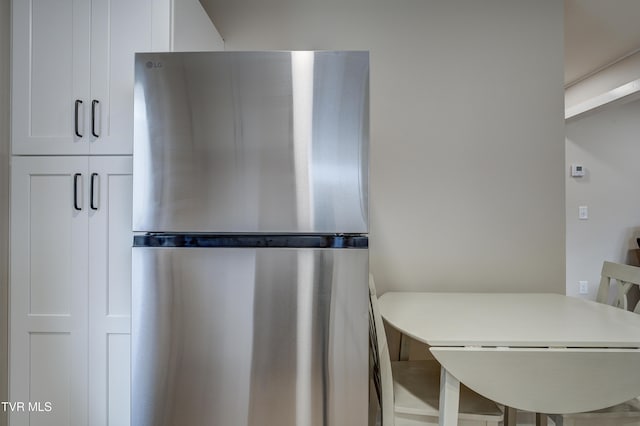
504;406;517;426
439;367;460;426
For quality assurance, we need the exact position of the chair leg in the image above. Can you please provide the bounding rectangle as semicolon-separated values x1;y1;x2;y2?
504;406;517;426
548;414;563;426
536;413;548;426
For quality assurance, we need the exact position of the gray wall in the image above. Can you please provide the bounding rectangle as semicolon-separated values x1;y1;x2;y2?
0;0;9;423
202;0;566;294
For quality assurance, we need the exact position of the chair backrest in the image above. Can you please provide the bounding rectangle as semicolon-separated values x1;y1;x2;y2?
369;275;395;426
596;261;640;312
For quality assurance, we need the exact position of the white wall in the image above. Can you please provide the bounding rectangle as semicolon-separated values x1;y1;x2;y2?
202;0;565;294
565;98;640;299
0;0;9;423
173;0;224;51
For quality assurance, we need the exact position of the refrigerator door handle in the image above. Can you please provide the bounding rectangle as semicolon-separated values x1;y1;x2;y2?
73;173;82;211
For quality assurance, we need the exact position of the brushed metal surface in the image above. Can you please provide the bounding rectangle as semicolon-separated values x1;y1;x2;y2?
133;51;369;233
131;247;369;426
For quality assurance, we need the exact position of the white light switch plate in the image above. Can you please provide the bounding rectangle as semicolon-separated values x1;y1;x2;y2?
579;281;588;294
579;206;588;220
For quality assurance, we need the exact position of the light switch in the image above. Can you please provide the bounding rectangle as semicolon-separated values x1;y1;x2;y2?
579;281;588;294
579;206;588;220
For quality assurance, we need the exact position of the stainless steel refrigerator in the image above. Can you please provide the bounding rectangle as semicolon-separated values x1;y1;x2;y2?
131;51;369;426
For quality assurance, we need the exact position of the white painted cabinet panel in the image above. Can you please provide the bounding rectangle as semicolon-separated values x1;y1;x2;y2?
87;156;133;426
12;0;223;155
10;156;89;426
89;0;152;155
10;156;132;426
11;0;90;154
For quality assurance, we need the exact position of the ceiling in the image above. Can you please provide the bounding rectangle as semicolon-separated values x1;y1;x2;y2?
565;0;640;87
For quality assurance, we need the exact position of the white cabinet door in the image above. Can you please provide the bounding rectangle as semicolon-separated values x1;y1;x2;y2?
87;156;133;425
12;0;223;155
12;0;153;156
10;157;90;426
10;156;133;426
11;0;91;155
89;0;152;155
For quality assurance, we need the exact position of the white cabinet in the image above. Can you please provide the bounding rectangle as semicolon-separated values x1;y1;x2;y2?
11;0;150;155
10;156;133;426
11;0;223;155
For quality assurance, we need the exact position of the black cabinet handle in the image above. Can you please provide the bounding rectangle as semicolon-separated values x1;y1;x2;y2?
91;100;100;137
90;173;98;210
73;173;82;211
74;100;83;138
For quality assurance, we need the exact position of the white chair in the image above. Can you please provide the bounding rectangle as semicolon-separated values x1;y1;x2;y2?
551;261;640;426
368;276;503;426
595;261;640;311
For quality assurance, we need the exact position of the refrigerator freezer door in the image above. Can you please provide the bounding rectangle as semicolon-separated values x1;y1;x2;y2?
131;246;368;426
133;51;369;233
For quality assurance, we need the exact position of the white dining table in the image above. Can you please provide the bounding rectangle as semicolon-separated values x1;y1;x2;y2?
378;292;640;426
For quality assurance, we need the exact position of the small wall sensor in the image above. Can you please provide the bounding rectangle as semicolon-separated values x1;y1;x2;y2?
571;164;585;177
